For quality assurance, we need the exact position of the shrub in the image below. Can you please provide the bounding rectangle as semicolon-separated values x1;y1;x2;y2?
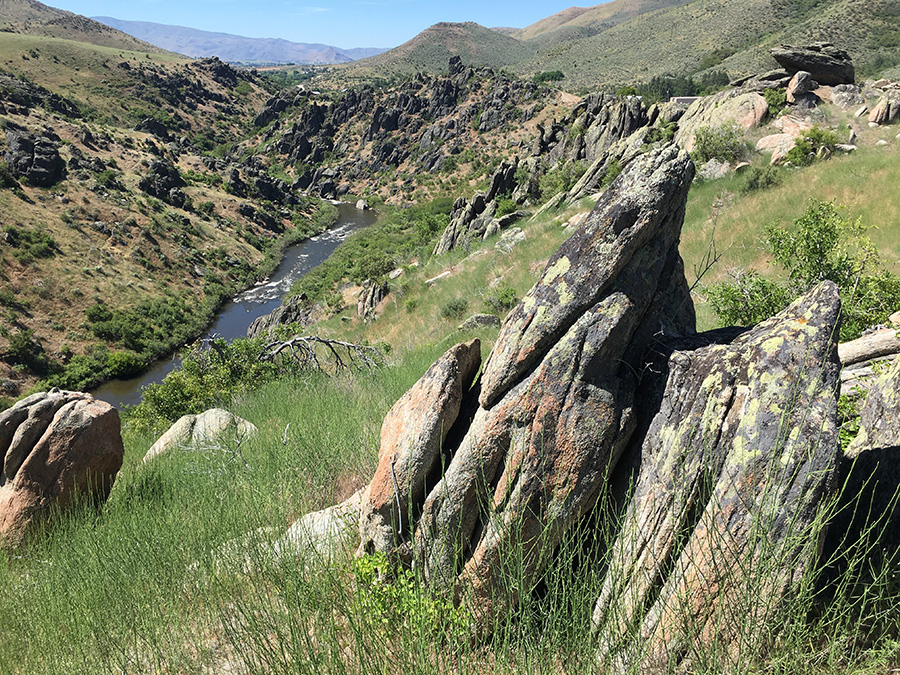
763;88;787;116
785;126;841;166
708;200;900;340
440;298;468;320
738;166;781;194
539;160;588;201
691;123;745;164
0;161;18;189
534;70;565;84
484;285;518;314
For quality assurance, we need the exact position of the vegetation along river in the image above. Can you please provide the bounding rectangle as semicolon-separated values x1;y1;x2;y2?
92;203;377;408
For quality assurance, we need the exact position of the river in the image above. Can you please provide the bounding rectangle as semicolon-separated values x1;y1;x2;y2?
92;203;377;408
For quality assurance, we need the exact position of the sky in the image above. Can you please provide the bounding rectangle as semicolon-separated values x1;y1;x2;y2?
46;0;586;49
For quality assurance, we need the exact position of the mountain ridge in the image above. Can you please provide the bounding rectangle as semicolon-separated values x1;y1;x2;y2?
92;16;388;65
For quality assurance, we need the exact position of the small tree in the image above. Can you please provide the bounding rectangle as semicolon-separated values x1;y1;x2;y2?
708;200;900;340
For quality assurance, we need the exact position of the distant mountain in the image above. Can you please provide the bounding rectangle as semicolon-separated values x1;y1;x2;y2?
92;16;387;64
346;22;536;77
0;0;166;52
342;0;900;91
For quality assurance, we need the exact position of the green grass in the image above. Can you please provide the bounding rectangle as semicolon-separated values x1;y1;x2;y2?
681;145;900;330
3;344;900;672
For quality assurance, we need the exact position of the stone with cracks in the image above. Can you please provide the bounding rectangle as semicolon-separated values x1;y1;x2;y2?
847;354;900;455
143;408;257;462
410;145;696;625
358;339;482;555
0;389;124;547
771;43;855;86
592;282;842;671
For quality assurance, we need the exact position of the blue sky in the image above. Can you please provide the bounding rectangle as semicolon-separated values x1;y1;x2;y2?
47;0;587;49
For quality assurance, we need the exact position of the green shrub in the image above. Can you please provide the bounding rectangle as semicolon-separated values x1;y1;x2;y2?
539;160;588;201
484;285;518;314
708;200;900;340
762;88;787;116
440;298;468;320
738;166;781;194
785;126;841;166
534;70;565;84
0;161;18;189
691;123;745;164
495;197;518;218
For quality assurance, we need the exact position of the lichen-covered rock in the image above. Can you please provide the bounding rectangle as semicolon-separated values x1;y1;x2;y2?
358;340;481;555
847;354;900;455
674;90;769;153
411;146;696;624
458;314;502;331
0;390;124;547
592;282;842;671
143;408;257;462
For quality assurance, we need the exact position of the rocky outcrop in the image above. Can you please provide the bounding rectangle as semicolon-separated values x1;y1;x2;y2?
143;408;257;462
357;280;389;321
138;159;187;208
0;72;80;118
868;95;900;126
4;127;66;187
458;313;501;331
0;390;124;547
373;146;697;626
674;90;769;153
247;294;318;338
593;282;841;671
770;43;855;86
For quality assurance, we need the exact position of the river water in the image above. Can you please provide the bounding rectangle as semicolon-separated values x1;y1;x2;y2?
92;203;377;408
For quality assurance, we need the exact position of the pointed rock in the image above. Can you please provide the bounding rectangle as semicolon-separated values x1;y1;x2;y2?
593;282;842;671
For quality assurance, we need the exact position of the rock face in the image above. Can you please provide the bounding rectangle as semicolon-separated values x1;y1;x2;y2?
143;408;257;462
360;146;698;626
770;43;854;86
847;354;900;455
0;390;124;547
4;128;66;187
247;294;318;337
592;282;842;671
358;340;482;555
357;280;389;321
674;90;769;152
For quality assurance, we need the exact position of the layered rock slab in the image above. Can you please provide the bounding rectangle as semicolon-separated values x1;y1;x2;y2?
406;145;697;623
592;282;842;671
0;390;124;547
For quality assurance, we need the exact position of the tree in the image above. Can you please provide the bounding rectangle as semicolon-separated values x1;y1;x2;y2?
708;200;900;340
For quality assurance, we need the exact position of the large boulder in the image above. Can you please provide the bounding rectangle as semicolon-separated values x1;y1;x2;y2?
0;390;124;547
592;282;842;671
4;128;66;187
414;146;697;622
143;409;257;462
770;43;855;86
674;90;769;153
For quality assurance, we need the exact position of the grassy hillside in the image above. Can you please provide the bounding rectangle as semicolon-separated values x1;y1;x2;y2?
336;0;900;92
0;0;168;53
513;0;694;41
336;22;536;81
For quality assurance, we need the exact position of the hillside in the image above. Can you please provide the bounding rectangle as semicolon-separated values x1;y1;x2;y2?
334;0;900;90
93;17;388;65
0;0;168;53
513;0;693;42
0;24;344;401
340;22;536;80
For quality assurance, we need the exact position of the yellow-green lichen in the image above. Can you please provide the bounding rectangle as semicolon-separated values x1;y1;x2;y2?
544;256;571;285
